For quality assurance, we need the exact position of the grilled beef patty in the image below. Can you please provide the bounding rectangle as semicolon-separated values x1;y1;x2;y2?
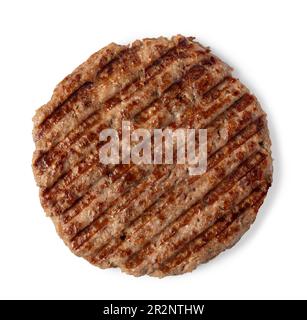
32;35;272;277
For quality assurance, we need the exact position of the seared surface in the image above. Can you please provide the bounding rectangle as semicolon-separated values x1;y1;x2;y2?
32;35;272;277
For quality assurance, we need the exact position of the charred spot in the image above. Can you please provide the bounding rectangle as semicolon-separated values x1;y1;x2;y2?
120;234;126;241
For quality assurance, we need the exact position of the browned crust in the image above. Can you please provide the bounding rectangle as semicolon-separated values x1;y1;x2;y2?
33;35;273;277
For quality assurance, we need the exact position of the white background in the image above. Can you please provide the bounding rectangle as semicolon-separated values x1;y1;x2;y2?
0;0;306;300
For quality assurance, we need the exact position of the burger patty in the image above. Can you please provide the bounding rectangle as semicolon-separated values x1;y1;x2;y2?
32;35;273;277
